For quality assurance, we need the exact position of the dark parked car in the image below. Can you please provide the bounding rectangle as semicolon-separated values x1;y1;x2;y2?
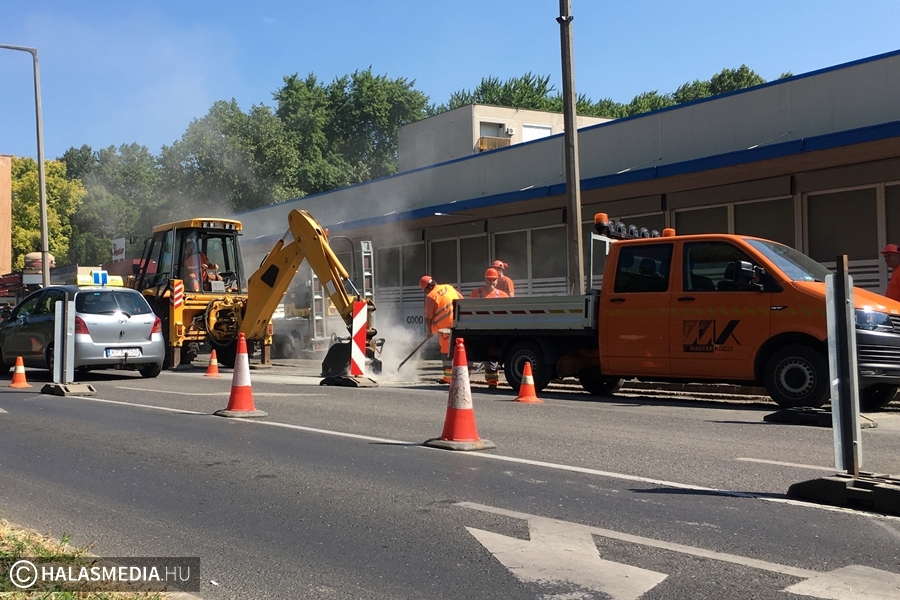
0;283;165;378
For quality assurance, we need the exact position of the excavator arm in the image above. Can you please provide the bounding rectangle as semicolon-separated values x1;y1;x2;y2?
240;209;371;341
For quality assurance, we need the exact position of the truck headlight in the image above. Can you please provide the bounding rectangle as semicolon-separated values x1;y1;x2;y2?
854;309;893;332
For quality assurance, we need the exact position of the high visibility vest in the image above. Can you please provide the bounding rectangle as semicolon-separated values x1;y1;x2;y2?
469;287;508;299
424;284;462;333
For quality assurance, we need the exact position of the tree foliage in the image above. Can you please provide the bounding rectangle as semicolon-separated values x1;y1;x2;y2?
10;157;85;269
275;68;428;193
9;63;785;269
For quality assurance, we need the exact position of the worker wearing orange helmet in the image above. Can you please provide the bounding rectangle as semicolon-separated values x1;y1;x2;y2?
420;275;463;383
492;260;515;296
882;244;900;301
470;268;509;299
469;268;508;387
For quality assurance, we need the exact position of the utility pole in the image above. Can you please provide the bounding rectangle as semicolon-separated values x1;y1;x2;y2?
0;44;50;287
557;0;584;296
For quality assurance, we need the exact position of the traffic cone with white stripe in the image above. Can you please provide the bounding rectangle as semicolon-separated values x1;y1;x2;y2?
214;334;267;418
424;338;496;451
9;356;31;388
514;361;542;404
205;349;220;377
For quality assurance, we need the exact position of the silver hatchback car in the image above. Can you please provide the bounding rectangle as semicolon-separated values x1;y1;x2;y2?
0;284;165;378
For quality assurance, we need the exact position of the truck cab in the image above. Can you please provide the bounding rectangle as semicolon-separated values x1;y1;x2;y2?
600;226;900;410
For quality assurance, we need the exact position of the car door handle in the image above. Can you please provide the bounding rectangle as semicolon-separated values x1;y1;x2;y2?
609;298;626;303
677;297;695;302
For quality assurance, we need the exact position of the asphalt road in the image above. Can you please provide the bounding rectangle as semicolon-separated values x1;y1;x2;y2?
1;363;899;599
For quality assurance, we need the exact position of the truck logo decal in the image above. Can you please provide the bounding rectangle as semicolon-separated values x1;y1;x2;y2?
682;319;740;353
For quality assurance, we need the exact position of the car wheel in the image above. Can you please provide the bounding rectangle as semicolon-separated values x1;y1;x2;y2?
859;384;898;412
139;363;162;378
764;345;829;409
578;366;622;396
503;341;552;392
0;345;9;374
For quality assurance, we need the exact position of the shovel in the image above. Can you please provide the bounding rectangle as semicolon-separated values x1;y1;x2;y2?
398;329;451;371
398;337;430;371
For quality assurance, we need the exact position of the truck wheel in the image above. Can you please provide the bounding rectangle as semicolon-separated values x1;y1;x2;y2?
859;384;898;412
578;366;622;396
504;341;552;392
764;345;829;408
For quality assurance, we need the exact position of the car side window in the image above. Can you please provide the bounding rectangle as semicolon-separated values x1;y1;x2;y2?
613;244;673;293
35;289;65;315
13;295;41;319
683;242;757;292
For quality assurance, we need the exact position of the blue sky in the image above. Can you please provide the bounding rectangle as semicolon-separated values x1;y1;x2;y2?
2;1;900;161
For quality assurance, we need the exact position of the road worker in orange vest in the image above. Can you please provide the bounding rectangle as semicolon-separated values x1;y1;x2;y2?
469;267;508;387
492;260;515;296
882;244;900;301
421;275;463;384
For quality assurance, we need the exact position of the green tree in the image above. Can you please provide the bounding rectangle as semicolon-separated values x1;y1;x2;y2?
442;73;556;112
673;79;711;104
63;144;162;265
709;65;766;95
10;157;85;269
624;91;675;116
160;99;299;218
275;67;428;193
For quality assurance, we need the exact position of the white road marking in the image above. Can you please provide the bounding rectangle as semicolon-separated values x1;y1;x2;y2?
43;394;900;522
736;457;835;471
784;565;900;599
57;396;206;415
117;386;321;397
467;519;666;600
0;406;7;414
461;502;900;600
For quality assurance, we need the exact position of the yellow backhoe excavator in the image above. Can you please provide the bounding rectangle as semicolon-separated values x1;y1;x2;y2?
129;209;382;377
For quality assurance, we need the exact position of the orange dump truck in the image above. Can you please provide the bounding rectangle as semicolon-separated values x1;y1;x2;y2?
452;214;900;411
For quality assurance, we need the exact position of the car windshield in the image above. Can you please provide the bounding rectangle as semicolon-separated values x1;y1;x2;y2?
76;290;152;315
744;239;833;282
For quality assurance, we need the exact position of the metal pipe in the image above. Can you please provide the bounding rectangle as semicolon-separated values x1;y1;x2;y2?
0;44;50;287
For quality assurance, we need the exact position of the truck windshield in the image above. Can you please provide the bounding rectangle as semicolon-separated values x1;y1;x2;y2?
744;239;833;282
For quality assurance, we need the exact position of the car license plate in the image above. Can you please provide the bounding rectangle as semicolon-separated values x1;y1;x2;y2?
106;348;142;358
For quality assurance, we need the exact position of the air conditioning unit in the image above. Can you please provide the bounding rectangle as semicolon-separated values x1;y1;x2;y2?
505;127;515;136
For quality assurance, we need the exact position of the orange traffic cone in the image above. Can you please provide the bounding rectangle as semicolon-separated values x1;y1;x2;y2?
514;361;542;404
214;334;267;418
424;338;496;451
9;356;31;388
205;349;220;377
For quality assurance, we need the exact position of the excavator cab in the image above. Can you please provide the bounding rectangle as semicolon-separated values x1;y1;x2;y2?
132;218;248;368
133;219;246;295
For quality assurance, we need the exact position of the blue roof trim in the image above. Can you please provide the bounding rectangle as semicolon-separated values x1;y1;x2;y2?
317;119;900;234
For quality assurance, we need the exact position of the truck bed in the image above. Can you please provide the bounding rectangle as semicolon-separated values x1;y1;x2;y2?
453;293;598;331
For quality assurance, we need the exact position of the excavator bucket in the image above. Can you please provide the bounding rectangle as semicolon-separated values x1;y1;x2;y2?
319;339;380;387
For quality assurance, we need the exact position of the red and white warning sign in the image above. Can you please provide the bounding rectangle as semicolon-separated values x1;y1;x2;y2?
350;301;366;376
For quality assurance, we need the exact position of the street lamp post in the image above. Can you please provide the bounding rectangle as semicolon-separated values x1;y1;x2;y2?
1;44;51;287
557;1;584;296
